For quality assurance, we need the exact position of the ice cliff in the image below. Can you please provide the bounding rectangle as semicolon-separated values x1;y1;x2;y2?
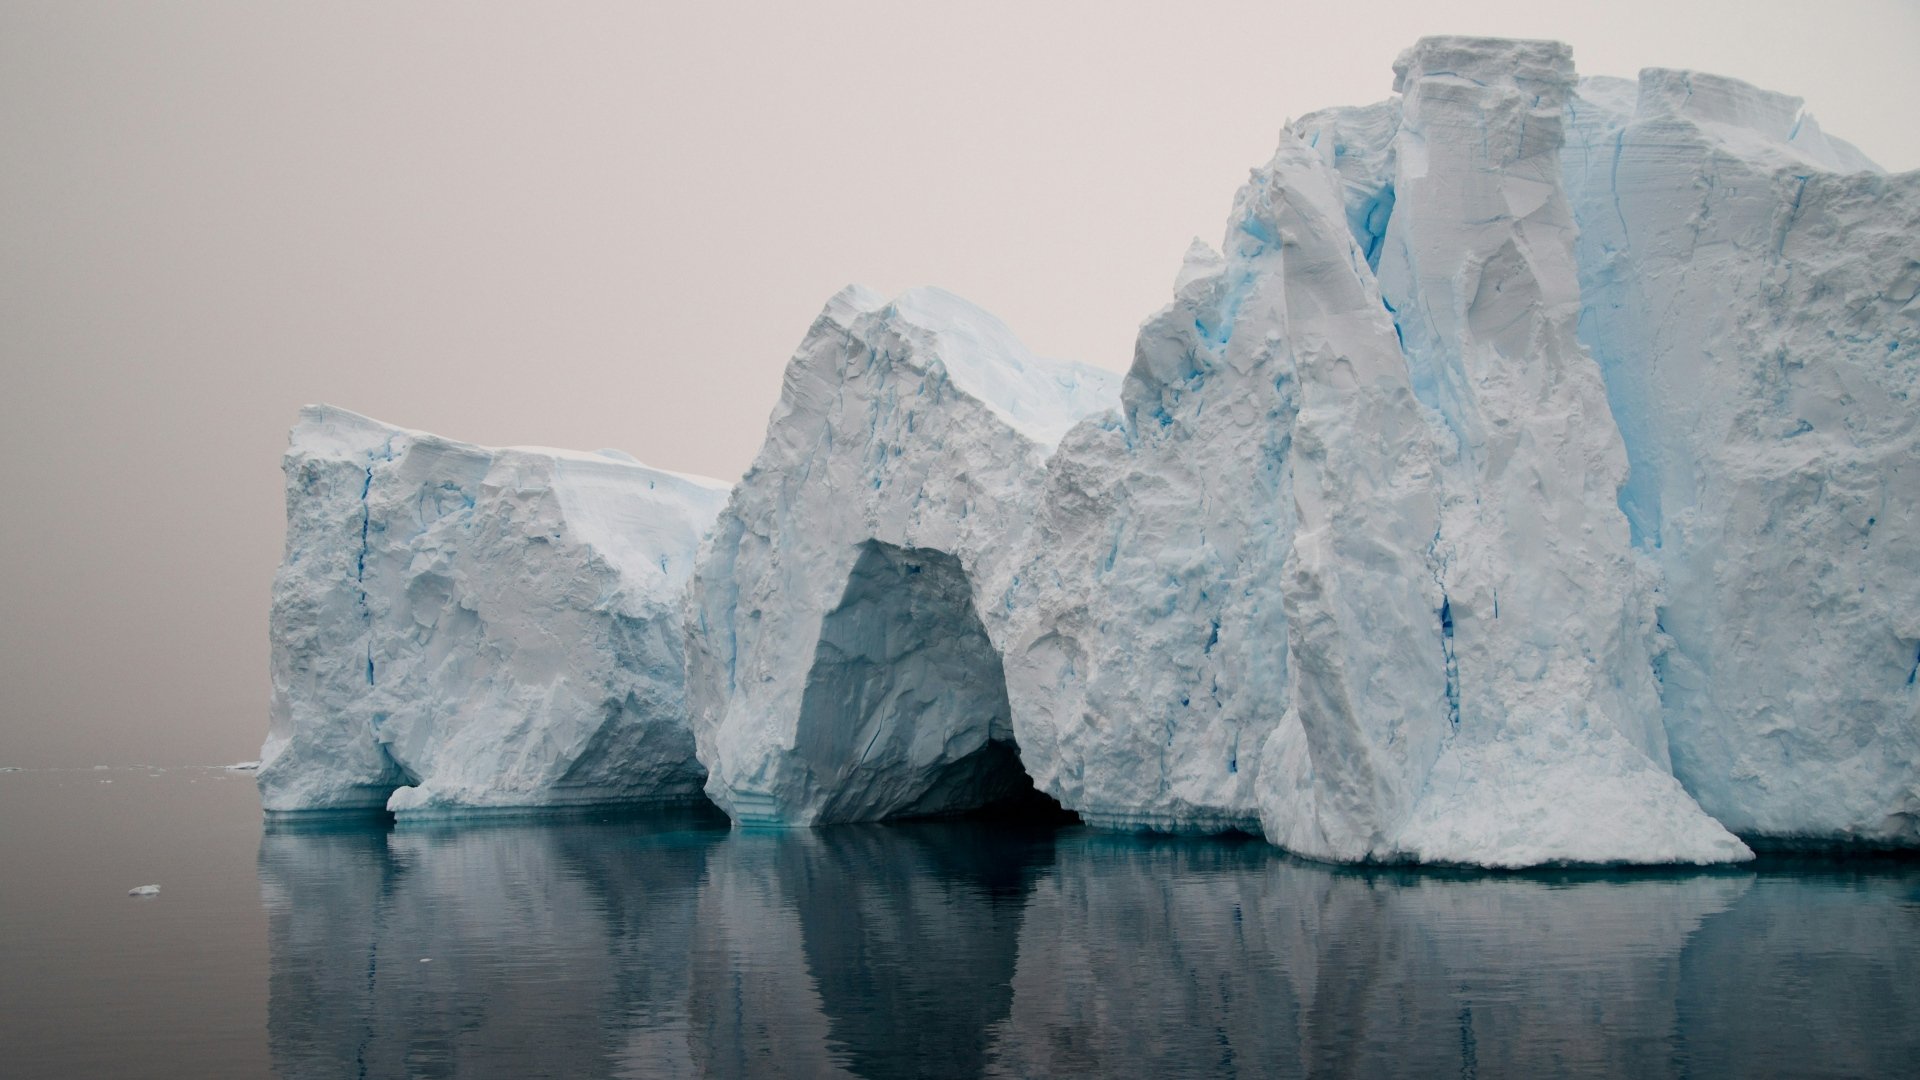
257;405;729;817
1562;68;1920;845
263;36;1916;865
1001;38;1747;865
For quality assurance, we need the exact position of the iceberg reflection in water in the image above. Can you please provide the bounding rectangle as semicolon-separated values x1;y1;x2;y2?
259;815;1920;1079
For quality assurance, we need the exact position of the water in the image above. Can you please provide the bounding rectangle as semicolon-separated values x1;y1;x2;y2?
2;769;1917;1078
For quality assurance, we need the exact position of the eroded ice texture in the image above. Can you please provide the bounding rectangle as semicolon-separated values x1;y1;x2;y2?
1003;123;1434;838
1352;38;1744;865
257;405;729;817
1564;68;1920;845
684;287;1120;825
1002;38;1747;865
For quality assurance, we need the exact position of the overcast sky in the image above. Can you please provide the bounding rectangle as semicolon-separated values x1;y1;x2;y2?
3;0;1915;767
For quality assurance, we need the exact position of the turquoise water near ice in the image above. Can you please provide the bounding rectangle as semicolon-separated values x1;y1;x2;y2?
2;768;1916;1078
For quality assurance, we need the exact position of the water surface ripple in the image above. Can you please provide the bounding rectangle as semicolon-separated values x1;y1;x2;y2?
3;770;1916;1078
261;814;1919;1078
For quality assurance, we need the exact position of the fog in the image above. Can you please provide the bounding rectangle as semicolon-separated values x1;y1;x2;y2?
3;0;1913;767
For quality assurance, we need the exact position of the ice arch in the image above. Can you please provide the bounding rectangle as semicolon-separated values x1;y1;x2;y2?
794;541;1044;823
685;285;1120;827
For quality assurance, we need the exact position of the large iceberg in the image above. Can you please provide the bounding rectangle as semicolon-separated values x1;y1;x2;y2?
259;37;1915;866
684;287;1121;825
257;405;729;817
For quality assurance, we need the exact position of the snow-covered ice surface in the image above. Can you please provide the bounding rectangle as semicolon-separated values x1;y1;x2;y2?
684;287;1120;825
1563;68;1920;846
256;405;730;818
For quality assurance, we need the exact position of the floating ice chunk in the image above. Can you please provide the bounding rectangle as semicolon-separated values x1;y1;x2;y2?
128;885;160;897
223;761;261;772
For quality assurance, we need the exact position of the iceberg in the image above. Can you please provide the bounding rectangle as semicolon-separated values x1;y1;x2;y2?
258;36;1913;866
256;406;729;817
684;287;1120;825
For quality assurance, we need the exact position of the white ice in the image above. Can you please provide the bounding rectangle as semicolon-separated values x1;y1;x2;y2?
257;405;730;818
259;36;1915;866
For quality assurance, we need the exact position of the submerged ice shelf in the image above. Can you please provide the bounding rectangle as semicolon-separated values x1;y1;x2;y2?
262;36;1917;866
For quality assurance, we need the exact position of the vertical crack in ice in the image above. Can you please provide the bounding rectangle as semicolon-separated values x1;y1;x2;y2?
1359;181;1396;271
1608;128;1631;244
1427;530;1461;730
356;463;375;686
353;437;395;688
1775;174;1811;260
355;466;373;590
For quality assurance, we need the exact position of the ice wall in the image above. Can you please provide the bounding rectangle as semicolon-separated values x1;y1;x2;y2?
1003;38;1745;865
1344;38;1743;864
258;405;729;817
1003;115;1445;841
1565;68;1920;844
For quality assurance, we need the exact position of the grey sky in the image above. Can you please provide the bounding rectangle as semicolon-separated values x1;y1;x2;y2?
3;0;1914;767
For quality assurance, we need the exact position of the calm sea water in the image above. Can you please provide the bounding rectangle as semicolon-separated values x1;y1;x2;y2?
2;768;1916;1079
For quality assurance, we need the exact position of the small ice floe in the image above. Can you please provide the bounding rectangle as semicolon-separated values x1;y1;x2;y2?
419;958;432;964
223;761;261;772
128;885;160;897
99;779;113;784
0;766;22;773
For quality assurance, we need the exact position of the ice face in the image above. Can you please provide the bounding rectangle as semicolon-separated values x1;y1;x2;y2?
1002;37;1746;865
1350;38;1746;864
257;405;730;817
684;287;1120;826
1565;67;1920;845
1004;112;1440;840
